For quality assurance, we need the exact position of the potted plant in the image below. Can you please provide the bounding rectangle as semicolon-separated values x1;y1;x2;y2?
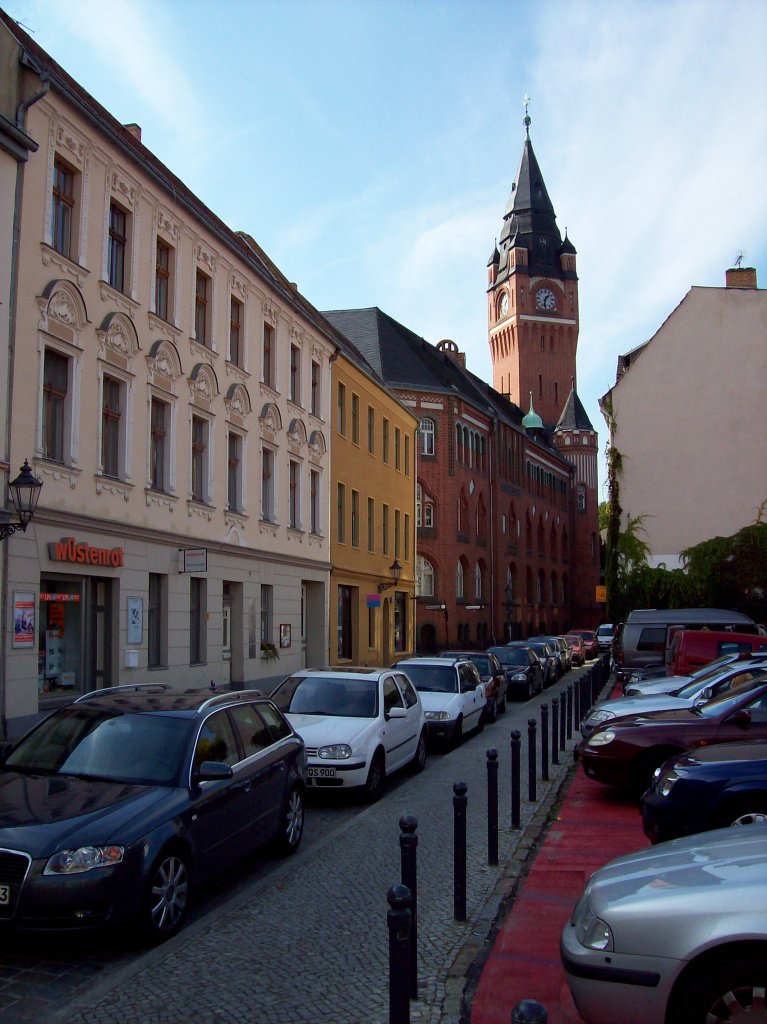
260;642;279;662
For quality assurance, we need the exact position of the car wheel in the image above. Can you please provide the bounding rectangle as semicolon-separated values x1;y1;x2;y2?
670;954;767;1024
364;749;386;802
139;847;191;943
273;785;304;855
718;797;767;829
526;680;533;700
451;716;464;748
410;729;427;773
475;709;486;734
487;696;498;723
498;689;507;714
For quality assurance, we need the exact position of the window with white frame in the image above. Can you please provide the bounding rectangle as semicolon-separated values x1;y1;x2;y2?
404;513;410;561
475;563;482;600
194;269;211;346
260;585;273;646
289;344;301;404
42;347;70;463
227;432;243;512
351;489;360;547
262;322;275;388
456;560;464;599
351;393;359;444
311;360;320;416
261;446;275;521
289;459;301;529
416;556;435;597
191;415;210;503
310;469;321;534
337;482;346;542
100;373;127;479
150;396;171;493
367;496;375;551
394;508;400;558
51;157;77;260
155;239;174;322
107;201;129;293
419;417;435;456
382;503;389;555
229;296;243;367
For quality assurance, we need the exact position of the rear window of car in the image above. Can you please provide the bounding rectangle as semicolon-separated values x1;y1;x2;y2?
402;664;457;693
271;676;378;718
637;627;667;651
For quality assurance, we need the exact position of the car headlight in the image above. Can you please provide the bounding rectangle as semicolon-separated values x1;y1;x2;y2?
318;744;352;759
424;711;450;721
44;845;124;875
575;904;614;951
654;767;687;797
511;673;527;681
587;709;615;726
587;729;616;747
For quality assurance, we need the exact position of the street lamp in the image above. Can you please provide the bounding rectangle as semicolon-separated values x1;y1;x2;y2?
378;558;403;593
1;460;43;541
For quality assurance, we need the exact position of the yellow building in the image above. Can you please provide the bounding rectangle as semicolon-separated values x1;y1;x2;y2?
328;342;417;666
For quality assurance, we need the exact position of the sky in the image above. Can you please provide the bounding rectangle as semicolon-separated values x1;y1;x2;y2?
7;0;767;498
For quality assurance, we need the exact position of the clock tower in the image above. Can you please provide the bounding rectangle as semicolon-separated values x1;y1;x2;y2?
488;110;579;426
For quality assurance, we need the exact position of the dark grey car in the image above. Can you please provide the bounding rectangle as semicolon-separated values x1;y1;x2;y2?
487;645;544;700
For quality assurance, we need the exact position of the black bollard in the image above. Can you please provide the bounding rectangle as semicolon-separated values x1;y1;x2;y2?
486;749;499;866
399;813;419;1000
453;781;468;921
527;717;537;803
551;697;559;765
512;998;549;1022
559;688;567;750
540;703;549;782
561;684;569;741
387;884;412;1024
510;729;521;829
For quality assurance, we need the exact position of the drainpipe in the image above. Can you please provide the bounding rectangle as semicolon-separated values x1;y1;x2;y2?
487;412;497;645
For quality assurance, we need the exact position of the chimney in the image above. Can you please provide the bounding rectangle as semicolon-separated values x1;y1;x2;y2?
725;266;757;289
436;339;466;368
123;123;142;142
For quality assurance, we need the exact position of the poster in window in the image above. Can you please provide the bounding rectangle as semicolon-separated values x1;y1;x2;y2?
127;597;143;645
13;592;35;649
280;623;291;648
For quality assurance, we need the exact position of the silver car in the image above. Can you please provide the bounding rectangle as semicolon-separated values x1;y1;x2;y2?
581;661;767;739
624;651;767;697
561;824;767;1024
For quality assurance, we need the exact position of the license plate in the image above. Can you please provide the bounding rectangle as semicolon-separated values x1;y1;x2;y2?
308;766;336;778
0;886;9;906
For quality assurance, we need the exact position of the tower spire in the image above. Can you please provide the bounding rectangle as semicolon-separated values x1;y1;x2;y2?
523;93;531;136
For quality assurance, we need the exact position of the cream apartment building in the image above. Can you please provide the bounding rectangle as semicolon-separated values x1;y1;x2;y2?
1;14;336;736
600;266;766;569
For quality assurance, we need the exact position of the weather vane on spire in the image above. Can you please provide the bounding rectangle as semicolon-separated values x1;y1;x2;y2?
523;93;531;134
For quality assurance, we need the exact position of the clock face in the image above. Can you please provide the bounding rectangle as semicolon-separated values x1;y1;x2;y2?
500;293;509;316
535;287;556;311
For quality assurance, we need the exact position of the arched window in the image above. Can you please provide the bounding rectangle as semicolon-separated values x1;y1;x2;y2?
419;418;435;456
455;424;463;464
475;562;483;600
456;560;465;599
476;494;487;540
417;482;434;528
416;556;435;597
458;489;469;535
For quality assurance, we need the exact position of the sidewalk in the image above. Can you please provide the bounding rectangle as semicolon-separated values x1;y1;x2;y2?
464;691;649;1023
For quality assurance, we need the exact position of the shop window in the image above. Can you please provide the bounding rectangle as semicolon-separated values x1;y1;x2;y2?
38;583;82;696
148;573;167;668
337;585;353;660
394;592;406;653
189;577;206;665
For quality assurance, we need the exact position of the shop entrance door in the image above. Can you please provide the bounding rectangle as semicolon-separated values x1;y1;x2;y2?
87;578;115;692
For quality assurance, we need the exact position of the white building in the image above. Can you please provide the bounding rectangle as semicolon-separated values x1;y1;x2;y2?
1;13;335;736
600;266;766;569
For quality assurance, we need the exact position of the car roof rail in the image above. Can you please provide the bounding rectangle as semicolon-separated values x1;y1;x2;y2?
196;688;266;713
75;682;173;702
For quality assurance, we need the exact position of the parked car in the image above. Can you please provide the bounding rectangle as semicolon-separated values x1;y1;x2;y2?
487;645;545;700
270;666;426;801
577;678;767;792
438;650;508;721
527;635;569;676
0;684;306;940
564;634;585;667
394;656;485;745
595;623;614;652
567;629;599;660
561;823;767;1024
512;641;557;686
580;660;767;739
624;651;767;697
667;629;767;676
641;738;767;843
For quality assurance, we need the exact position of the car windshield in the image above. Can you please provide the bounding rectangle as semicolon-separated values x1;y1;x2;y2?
489;648;528;666
271;676;378;717
400;664;458;693
4;706;192;785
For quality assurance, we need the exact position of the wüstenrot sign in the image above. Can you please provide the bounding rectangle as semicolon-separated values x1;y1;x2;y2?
48;537;125;567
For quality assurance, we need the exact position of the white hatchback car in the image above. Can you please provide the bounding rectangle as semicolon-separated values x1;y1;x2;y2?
270;667;426;801
395;656;486;745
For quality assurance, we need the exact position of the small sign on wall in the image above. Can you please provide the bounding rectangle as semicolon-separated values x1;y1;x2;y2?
280;623;291;648
179;548;208;573
13;592;35;649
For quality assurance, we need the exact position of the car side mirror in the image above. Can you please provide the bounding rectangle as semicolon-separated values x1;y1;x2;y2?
386;706;407;720
194;761;235;784
699;687;713;702
732;708;752;728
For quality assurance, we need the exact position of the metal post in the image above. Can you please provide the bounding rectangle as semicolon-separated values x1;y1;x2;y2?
566;684;573;740
387;884;412;1024
540;703;549;782
559;688;567;750
453;781;468;921
527;718;537;803
486;749;499;866
551;697;559;765
510;729;521;829
399;813;419;1000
